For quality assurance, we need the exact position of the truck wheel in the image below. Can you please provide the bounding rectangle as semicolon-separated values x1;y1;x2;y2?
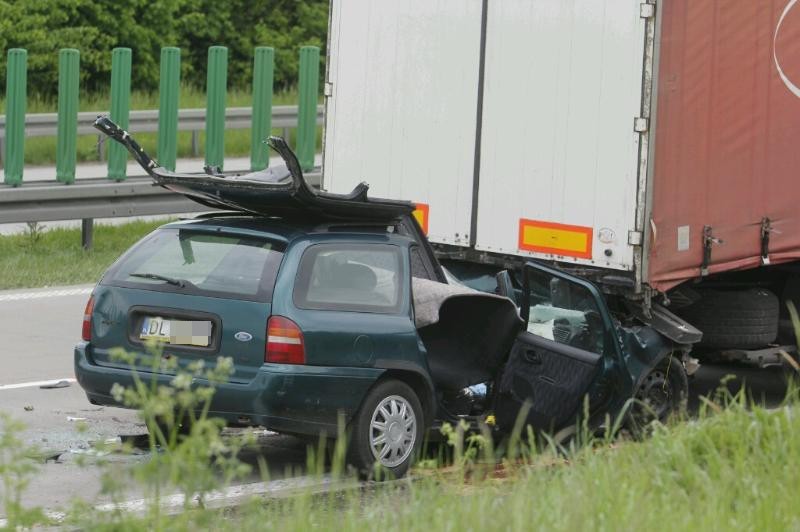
779;277;800;344
630;357;687;428
676;288;779;349
347;379;423;479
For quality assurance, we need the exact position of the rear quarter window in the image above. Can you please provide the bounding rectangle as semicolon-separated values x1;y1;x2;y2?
104;228;284;301
293;243;405;314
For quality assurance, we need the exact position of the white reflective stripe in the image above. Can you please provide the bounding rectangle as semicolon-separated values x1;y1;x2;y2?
267;335;302;345
0;287;92;302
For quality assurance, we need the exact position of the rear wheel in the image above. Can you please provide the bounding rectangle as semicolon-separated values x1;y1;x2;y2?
347;379;423;479
677;288;779;349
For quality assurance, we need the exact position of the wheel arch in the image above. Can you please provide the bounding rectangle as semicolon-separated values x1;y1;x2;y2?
370;367;435;427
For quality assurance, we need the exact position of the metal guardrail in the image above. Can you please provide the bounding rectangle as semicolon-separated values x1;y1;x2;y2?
0;105;323;138
0;104;323;161
0;104;325;248
0;172;323;225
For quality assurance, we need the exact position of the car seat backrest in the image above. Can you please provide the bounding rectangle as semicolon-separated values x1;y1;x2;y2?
332;262;377;292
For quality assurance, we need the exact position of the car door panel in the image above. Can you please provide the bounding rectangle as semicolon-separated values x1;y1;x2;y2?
496;332;601;431
494;261;617;434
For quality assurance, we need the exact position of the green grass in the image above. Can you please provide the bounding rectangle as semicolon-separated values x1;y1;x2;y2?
0;219;170;289
0;85;322;168
251;398;799;532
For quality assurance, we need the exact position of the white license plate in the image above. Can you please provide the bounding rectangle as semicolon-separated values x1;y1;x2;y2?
139;317;211;347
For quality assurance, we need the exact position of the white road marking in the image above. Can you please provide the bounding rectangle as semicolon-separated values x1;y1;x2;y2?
0;378;77;391
0;287;92;302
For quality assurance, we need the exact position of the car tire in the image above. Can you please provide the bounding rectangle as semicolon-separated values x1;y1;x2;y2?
630;356;688;430
347;379;424;480
676;288;779;349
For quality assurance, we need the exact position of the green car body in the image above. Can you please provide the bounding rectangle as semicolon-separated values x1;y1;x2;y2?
76;215;686;440
75;217;439;435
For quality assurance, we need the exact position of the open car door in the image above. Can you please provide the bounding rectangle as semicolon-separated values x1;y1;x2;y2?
495;262;618;434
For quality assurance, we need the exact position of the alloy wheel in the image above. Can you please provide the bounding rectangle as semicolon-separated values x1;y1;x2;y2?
369;395;417;468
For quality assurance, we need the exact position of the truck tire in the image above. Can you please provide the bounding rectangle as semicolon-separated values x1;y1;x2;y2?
677;288;779;349
347;379;423;480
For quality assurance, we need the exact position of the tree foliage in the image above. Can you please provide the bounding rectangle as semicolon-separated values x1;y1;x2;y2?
0;0;328;97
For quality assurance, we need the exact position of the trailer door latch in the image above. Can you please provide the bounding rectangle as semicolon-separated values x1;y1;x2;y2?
701;225;723;276
640;3;655;19
761;217;779;266
633;117;649;133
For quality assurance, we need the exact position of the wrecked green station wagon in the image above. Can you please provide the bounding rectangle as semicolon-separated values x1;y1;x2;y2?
75;118;695;477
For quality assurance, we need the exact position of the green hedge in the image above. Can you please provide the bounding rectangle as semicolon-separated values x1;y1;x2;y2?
0;0;328;97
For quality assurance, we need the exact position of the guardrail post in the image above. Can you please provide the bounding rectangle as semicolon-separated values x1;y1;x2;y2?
251;46;274;171
157;47;181;171
81;218;94;250
206;46;227;170
4;49;27;186
297;46;320;172
108;48;132;181
56;49;80;184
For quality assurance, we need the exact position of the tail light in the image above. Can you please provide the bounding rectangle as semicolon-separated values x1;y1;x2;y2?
265;316;305;364
81;295;95;342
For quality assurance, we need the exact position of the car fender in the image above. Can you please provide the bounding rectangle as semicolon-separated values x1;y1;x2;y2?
370;359;436;425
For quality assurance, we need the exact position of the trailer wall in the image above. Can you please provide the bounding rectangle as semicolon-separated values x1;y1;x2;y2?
648;0;800;292
323;0;482;247
475;0;648;272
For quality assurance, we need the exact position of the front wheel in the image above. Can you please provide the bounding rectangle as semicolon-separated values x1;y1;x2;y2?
347;379;424;479
629;356;688;430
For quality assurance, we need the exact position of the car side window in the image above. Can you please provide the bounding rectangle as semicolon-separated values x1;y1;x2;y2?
294;243;404;314
526;268;606;356
410;246;435;280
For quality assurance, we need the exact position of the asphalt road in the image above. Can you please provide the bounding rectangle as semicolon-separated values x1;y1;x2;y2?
0;285;793;515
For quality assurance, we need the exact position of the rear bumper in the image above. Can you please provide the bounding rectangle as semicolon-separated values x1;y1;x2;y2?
74;342;383;435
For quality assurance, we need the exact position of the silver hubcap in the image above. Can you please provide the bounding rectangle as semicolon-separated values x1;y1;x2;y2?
369;395;417;468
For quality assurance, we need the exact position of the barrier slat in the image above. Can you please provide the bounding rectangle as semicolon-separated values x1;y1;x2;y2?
108;48;132;181
4;49;27;186
205;46;228;170
297;46;320;172
157;47;181;171
56;49;80;184
251;47;274;171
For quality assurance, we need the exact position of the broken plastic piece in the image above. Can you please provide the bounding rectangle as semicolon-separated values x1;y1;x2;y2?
93;116;415;222
40;379;71;389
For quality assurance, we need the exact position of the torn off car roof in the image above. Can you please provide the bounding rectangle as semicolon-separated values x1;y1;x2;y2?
93;116;415;222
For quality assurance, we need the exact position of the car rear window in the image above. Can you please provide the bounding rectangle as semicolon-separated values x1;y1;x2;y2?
104;228;284;301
